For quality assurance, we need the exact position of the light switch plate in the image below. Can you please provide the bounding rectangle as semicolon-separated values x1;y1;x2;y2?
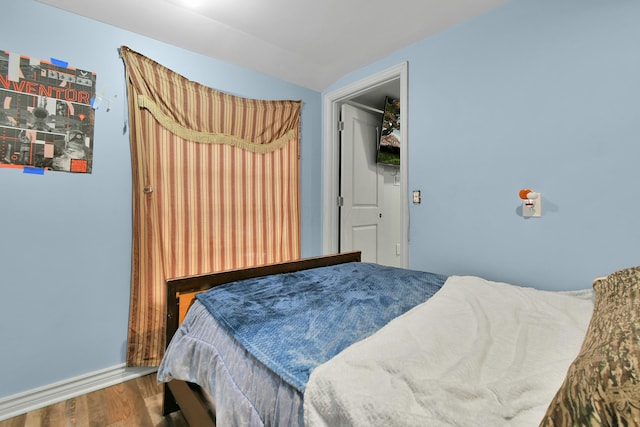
412;190;421;204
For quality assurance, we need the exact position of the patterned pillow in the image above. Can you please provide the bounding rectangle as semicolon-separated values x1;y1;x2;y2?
540;266;640;426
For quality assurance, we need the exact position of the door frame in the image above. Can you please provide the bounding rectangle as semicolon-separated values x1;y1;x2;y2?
322;62;408;267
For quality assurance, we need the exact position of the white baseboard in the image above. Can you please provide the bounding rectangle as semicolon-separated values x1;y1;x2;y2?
0;364;157;422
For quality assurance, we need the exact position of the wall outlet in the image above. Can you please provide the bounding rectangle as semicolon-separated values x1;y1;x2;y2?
522;195;542;217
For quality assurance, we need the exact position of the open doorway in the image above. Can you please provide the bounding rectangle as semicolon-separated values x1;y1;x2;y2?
322;63;408;268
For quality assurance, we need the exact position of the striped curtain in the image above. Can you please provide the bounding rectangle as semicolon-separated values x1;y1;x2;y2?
120;47;301;366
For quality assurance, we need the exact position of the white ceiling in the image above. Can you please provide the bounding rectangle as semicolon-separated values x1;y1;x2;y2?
36;0;506;91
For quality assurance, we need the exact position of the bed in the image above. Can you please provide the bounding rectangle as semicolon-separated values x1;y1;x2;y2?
158;252;640;426
158;251;368;426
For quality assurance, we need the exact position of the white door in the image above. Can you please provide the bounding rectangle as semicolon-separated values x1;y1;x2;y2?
340;103;384;264
323;64;408;267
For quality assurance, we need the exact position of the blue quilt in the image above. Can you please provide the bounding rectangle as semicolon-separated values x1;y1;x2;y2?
195;262;447;393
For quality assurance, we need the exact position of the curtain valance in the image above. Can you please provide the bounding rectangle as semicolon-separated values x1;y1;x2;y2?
120;46;301;152
135;94;296;153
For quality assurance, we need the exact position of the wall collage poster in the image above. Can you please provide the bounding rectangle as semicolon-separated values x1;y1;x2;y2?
0;49;97;174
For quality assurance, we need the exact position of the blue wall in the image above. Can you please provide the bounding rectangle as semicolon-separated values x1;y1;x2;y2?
326;0;640;290
0;0;321;399
2;0;639;404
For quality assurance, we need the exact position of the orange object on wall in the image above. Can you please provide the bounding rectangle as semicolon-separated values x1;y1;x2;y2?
519;188;532;199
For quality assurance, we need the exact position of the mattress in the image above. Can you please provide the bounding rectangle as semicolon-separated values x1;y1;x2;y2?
159;264;596;427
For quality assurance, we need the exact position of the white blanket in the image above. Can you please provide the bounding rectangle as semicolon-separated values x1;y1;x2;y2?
304;275;594;427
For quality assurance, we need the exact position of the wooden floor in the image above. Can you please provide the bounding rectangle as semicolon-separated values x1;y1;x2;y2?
0;374;188;427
